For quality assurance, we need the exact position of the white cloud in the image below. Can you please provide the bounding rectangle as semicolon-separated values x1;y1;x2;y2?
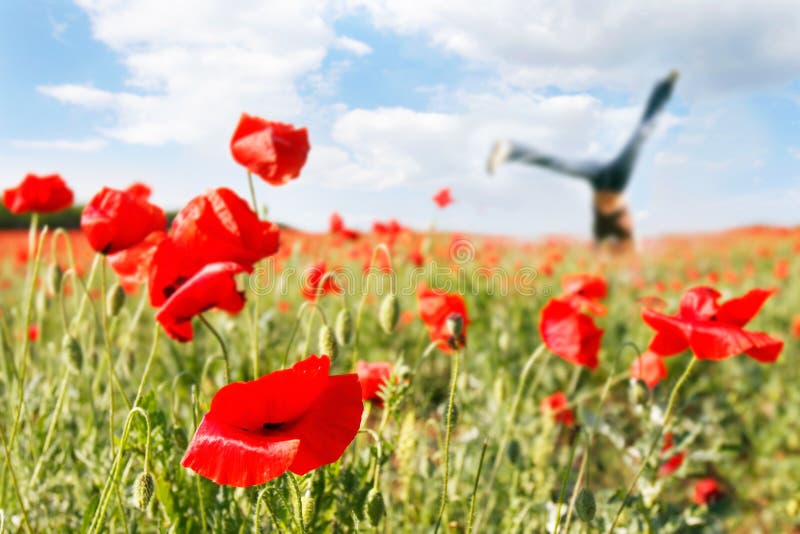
333;35;373;56
10;138;109;152
348;0;800;93
788;147;800;159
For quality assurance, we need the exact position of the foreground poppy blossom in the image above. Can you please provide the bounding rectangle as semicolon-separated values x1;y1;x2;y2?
3;173;74;214
149;188;280;306
539;298;603;370
561;273;608;316
81;184;166;255
692;478;723;505
540;391;574;426
642;287;783;362
433;188;453;208
630;351;668;388
356;360;394;404
300;261;341;301
107;231;166;294
182;355;362;487
155;262;251;342
417;285;469;353
230;113;310;186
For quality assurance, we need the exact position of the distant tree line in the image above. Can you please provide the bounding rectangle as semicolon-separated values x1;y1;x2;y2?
0;205;180;229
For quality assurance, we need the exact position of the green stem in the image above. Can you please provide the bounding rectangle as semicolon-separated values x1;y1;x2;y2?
554;432;580;534
0;424;33;533
606;357;698;533
199;314;231;383
282;302;309;368
28;367;71;487
466;439;489;534
351;244;393;370
434;349;461;533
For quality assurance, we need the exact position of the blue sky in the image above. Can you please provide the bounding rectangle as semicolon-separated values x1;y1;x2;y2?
2;0;799;238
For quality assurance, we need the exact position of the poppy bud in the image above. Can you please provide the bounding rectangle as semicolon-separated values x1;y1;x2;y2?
172;426;188;450
378;294;399;334
506;439;521;464
335;308;352;345
439;401;458;426
107;283;125;317
364;487;385;526
61;335;83;370
576;488;596;521
133;472;155;511
318;325;338;362
446;313;463;339
46;263;63;295
301;489;315;526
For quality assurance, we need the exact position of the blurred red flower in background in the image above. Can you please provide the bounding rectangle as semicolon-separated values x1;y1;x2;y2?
540;391;574;426
300;261;341;301
230;113;310;186
433;188;453;208
692;478;723;505
357;360;394;404
3;173;74;214
181;355;362;487
630;351;668;388
418;284;469;353
659;432;685;477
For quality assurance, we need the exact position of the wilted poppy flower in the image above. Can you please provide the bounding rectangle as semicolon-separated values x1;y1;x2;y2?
155;262;251;342
659;432;685;477
106;231;166;294
540;392;574;426
692;478;723;505
81;184;166;255
539;298;603;370
300;261;341;301
149;188;279;306
3;173;74;214
230;113;310;186
642;287;783;362
357;360;395;404
630;351;668;388
181;355;362;487
417;284;469;353
433;188;453;208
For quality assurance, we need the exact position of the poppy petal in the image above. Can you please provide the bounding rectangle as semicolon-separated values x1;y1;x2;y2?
181;413;300;487
717;288;776;327
742;332;783;363
288;374;364;475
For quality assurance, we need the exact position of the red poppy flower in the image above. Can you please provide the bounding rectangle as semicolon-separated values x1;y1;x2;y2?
357;361;394;404
81;184;166;255
773;258;789;280
540;391;574;426
181;355;362;487
155;262;251;342
630;351;668;389
329;212;359;241
230;113;310;186
417;284;469;353
642;287;783;362
106;231;166;294
792;315;800;338
3;173;74;214
28;324;39;342
372;219;405;245
561;273;607;316
300;261;341;301
539;298;603;370
692;478;723;505
149;188;279;306
658;432;685;477
433;188;453;208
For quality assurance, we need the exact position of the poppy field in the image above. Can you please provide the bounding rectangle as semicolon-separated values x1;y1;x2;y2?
1;118;799;533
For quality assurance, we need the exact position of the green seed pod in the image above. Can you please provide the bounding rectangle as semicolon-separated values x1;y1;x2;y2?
446;313;463;339
172;426;188;450
378;293;399;334
576;488;596;522
46;263;63;295
506;439;521;464
318;325;338;361
107;283;126;317
335;308;352;345
364;487;385;526
61;335;83;370
133;472;155;511
301;489;315;526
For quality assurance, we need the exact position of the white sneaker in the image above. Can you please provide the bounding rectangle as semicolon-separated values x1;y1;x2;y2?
486;140;511;175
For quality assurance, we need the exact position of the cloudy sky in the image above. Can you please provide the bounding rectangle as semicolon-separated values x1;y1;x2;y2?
2;0;799;238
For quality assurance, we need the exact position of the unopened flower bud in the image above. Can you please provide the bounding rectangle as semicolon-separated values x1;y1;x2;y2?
61;335;83;370
107;283;125;317
46;263;63;295
446;313;463;339
318;325;338;361
378;294;399;334
576;488;596;522
364;487;385;526
335;308;352;345
301;489;315;526
133;472;155;511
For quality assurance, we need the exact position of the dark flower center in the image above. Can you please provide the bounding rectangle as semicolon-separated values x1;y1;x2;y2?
262;422;285;431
